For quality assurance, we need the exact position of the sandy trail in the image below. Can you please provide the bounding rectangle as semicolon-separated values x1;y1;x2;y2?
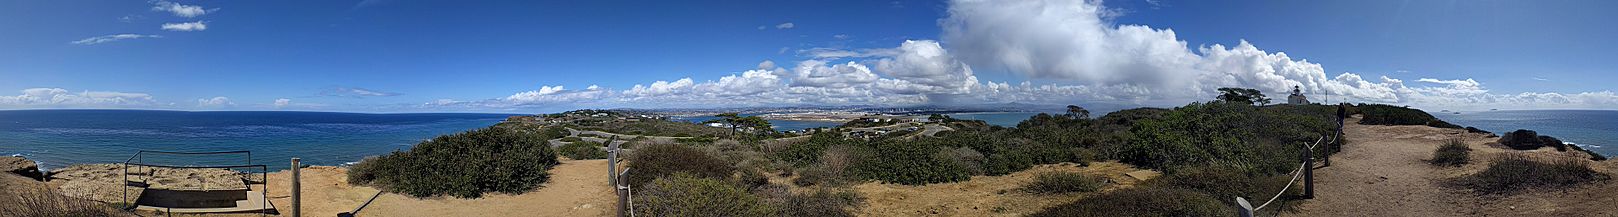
247;159;613;217
1290;117;1618;216
1288;117;1481;216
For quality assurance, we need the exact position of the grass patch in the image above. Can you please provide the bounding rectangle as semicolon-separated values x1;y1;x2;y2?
1429;139;1471;166
779;188;863;217
1020;171;1106;194
347;126;560;198
634;173;774;216
625;143;735;186
1028;187;1232;217
1452;154;1609;194
558;141;607;160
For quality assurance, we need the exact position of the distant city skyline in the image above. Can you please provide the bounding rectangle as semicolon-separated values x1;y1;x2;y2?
3;0;1615;113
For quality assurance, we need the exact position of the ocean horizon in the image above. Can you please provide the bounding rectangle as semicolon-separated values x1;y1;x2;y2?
1432;109;1618;158
1;109;515;171
5;109;1611;172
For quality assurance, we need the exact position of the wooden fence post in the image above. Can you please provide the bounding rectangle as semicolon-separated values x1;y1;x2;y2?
1304;145;1315;199
291;158;301;217
1236;197;1254;217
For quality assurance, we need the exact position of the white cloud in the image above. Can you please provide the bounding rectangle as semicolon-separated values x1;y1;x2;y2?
624;78;696;97
872;40;980;94
161;21;208;31
791;60;879;88
196;97;234;107
70;34;162;45
319;87;399;97
151;1;214;18
429;0;1616;111
775;22;795;29
0;88;157;108
274;98;291;108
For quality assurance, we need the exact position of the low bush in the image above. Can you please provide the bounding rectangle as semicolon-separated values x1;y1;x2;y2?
1145;166;1299;211
847;140;972;185
1355;103;1460;128
625;143;735;186
559;136;583;143
778;188;863;217
347;126;559;198
1429;139;1471;166
1452;154;1609;194
558;141;607;160
634;173;774;217
1020;171;1105;194
1028;187;1231;217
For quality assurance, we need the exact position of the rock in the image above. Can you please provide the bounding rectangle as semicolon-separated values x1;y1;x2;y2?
1;156;44;180
1538;135;1568;151
1498;129;1546;150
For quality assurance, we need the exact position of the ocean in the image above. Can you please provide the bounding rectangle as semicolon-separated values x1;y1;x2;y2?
1432;110;1618;157
0;110;513;171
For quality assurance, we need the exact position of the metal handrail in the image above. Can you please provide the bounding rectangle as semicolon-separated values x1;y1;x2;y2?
120;150;268;216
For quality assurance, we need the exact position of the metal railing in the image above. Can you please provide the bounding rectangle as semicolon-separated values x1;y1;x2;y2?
121;150;269;216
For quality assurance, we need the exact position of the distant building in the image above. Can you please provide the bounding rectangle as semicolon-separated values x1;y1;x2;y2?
1288;86;1310;105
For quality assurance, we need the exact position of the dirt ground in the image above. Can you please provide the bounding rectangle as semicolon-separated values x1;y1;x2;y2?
257;159;615;217
1289;117;1618;216
852;161;1156;217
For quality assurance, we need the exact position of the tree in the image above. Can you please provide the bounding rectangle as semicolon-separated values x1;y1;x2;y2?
1065;105;1090;119
714;113;742;135
735;116;774;135
1216;87;1270;106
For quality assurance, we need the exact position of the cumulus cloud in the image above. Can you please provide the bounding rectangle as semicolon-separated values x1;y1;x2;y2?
151;1;214;18
70;34;162;45
0;88;157;107
427;0;1615;111
161;21;208;31
196;96;234;107
873;40;980;94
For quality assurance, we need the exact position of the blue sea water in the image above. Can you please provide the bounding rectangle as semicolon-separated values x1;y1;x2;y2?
1432;110;1618;157
0;110;514;171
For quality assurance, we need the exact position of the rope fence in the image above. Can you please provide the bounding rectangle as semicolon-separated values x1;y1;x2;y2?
1238;111;1346;217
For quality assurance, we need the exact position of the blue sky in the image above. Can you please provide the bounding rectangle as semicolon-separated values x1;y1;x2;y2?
3;0;1615;113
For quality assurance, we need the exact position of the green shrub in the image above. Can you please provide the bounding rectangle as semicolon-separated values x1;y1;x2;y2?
634;173;774;217
1430;139;1471;166
625;143;735;186
1452;154;1609;194
559;137;583;143
793;145;858;187
1355;104;1460;128
1146;166;1299;211
1020;171;1105;194
778;188;863;217
347;126;560;198
847;140;972;185
1029;187;1231;217
558;141;607;160
1116;102;1330;176
775;132;845;167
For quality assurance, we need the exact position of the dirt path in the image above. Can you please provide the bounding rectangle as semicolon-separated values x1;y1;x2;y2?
1288;117;1482;216
854;162;1155;217
1290;118;1618;216
253;159;614;217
